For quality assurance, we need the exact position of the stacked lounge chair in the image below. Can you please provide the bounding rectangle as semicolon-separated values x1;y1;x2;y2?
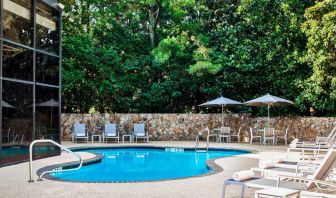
222;148;336;198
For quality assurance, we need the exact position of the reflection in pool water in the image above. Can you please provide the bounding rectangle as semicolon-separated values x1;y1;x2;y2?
1;145;59;157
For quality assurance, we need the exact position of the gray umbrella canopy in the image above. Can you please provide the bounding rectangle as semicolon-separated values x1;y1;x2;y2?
36;99;59;128
1;100;15;108
199;96;242;127
36;99;59;107
245;94;293;127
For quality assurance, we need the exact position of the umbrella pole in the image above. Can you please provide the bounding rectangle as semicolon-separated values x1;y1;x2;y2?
221;105;224;127
267;105;270;128
50;108;53;129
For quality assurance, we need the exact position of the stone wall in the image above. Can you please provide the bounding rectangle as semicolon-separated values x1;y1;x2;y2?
61;113;336;142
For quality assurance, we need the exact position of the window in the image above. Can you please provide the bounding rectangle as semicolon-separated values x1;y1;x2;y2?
35;86;60;141
2;42;33;81
3;0;33;46
36;0;60;54
0;0;62;166
1;80;33;164
36;52;59;85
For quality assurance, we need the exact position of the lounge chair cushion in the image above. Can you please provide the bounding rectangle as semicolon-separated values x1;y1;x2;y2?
134;124;145;136
74;124;86;136
105;124;117;136
225;178;307;190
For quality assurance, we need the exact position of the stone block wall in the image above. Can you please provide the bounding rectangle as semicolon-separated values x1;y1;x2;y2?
61;113;336;142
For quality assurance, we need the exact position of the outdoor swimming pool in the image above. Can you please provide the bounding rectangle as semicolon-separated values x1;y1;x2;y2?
50;147;250;182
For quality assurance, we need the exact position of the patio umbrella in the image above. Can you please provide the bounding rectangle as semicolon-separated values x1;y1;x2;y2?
1;100;15;108
36;99;59;128
199;96;242;127
244;94;293;127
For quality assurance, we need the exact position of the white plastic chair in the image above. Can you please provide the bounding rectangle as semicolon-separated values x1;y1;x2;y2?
250;127;262;144
263;128;275;145
276;128;288;145
209;128;219;142
230;127;241;143
73;123;88;142
104;123;119;143
219;127;231;143
134;124;149;143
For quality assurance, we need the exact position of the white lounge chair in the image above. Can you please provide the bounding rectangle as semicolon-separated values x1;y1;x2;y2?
134;124;149;143
252;161;319;179
222;148;336;198
73;123;88;143
104;123;119;143
316;127;336;144
301;190;336;198
296;127;336;148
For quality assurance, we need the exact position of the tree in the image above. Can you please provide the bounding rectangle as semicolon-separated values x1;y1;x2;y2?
59;0;335;116
299;0;336;114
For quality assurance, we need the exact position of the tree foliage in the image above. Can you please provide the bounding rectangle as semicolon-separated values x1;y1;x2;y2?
298;0;336;114
60;0;336;115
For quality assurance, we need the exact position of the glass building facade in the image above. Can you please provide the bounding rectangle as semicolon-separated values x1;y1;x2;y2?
0;0;62;166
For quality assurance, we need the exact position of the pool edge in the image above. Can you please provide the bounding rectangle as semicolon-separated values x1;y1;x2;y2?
38;145;256;183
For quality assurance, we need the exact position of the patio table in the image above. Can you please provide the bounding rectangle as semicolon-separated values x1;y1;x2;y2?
123;134;133;143
91;134;102;143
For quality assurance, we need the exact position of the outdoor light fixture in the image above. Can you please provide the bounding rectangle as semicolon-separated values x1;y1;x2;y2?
309;107;315;116
54;3;65;10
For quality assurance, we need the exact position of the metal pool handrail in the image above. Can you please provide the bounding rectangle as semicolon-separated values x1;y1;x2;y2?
28;139;83;182
195;127;210;152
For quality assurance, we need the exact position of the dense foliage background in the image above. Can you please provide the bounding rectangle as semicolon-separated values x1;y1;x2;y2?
60;0;336;116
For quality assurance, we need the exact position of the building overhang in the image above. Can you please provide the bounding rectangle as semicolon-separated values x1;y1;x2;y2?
42;0;64;11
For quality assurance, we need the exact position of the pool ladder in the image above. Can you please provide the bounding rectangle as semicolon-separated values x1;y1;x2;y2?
195;127;210;152
28;139;83;182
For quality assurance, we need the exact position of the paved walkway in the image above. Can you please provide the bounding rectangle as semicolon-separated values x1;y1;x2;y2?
0;141;294;198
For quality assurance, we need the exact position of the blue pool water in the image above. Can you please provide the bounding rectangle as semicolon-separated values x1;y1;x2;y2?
51;147;249;182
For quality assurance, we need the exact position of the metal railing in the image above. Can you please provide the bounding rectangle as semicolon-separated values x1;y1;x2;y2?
28;139;83;182
195;128;210;152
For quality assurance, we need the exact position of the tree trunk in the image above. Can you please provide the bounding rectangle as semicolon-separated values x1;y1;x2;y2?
148;6;156;48
148;2;161;48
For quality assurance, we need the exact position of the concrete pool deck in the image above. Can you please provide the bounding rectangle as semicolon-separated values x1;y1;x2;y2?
0;141;296;198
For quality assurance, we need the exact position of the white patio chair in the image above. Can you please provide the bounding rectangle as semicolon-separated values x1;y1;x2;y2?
263;128;275;145
276;128;288;145
208;128;219;142
230;127;241;143
219;127;231;143
104;123;119;143
250;127;262;144
73;123;88;143
134;123;149;143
